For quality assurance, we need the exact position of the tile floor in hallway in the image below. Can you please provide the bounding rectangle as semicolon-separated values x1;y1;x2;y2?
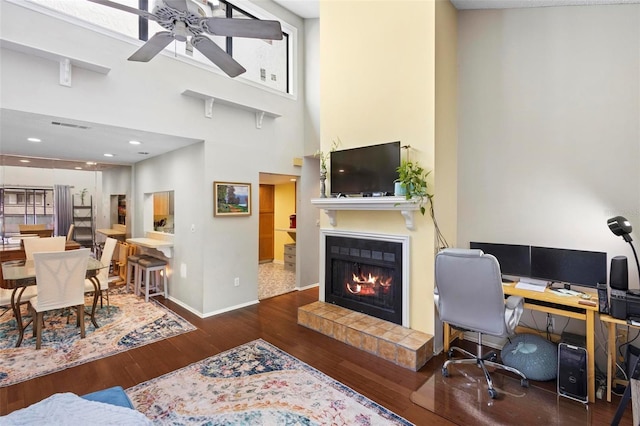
258;262;296;300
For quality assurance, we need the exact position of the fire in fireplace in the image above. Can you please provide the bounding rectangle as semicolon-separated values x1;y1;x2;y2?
325;235;403;324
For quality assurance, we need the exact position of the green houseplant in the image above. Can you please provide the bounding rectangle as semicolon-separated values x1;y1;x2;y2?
395;160;433;215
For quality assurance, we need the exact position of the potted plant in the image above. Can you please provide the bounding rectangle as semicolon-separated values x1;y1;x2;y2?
395;160;433;215
80;188;88;206
314;138;341;198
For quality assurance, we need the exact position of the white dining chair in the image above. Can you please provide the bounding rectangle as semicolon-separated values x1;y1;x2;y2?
0;287;38;318
66;224;75;242
23;236;66;260
84;237;117;312
29;248;91;349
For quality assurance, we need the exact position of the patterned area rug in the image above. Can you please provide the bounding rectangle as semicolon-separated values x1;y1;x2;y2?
127;339;413;425
0;288;195;387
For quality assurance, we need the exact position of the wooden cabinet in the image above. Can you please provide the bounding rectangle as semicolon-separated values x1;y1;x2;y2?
284;243;296;272
154;193;170;216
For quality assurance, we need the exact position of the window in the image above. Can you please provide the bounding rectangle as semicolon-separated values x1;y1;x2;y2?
29;0;293;94
1;188;54;239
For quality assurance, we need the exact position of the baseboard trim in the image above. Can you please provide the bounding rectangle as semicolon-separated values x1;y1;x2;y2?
297;283;319;291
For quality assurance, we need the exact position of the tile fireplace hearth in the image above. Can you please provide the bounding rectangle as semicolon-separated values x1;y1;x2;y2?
298;301;433;371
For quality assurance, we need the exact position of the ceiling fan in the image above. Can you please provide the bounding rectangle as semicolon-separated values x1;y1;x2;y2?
87;0;283;77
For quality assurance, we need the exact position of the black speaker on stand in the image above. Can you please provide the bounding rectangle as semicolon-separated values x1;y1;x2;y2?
609;256;629;320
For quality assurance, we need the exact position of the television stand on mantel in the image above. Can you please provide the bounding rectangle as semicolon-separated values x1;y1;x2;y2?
310;196;420;230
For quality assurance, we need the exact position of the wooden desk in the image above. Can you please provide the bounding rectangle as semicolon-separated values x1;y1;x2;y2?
600;314;639;403
443;282;598;403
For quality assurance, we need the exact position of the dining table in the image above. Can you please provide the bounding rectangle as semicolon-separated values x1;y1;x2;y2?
1;257;107;348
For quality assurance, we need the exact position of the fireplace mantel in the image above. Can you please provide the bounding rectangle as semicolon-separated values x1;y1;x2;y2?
311;197;421;230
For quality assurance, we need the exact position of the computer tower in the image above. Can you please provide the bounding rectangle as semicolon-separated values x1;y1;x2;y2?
558;342;588;403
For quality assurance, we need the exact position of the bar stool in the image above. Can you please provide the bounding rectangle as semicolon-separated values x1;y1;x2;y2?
137;256;168;302
126;254;143;294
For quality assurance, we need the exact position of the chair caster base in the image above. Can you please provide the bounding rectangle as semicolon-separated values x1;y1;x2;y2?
488;388;498;399
521;378;529;388
442;367;449;377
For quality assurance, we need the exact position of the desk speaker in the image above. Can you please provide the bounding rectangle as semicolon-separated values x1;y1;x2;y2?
610;256;629;291
558;342;588;403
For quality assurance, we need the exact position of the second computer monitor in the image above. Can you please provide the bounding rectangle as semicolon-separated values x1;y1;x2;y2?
530;246;607;289
469;242;531;278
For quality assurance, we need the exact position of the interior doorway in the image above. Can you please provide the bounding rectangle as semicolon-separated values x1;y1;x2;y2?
258;173;298;300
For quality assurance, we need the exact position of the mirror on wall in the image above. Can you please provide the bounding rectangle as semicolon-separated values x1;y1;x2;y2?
153;191;174;233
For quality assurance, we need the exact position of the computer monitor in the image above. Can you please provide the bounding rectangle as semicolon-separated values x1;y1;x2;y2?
469;242;531;278
530;246;607;289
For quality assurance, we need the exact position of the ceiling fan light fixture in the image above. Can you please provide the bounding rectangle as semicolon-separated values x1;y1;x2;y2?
173;20;188;42
89;0;283;78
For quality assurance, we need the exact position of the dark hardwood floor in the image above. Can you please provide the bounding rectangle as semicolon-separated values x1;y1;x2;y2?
0;287;634;425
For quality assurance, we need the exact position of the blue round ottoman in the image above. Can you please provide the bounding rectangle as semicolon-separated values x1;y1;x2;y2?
501;334;557;381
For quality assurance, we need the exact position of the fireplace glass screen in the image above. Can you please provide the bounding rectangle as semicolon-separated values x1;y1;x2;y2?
325;236;402;324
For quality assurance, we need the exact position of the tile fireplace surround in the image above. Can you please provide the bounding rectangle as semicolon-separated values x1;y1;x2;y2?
298;301;433;371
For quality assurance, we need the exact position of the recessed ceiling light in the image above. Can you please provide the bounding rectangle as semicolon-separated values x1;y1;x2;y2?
75;167;82;170
27;138;41;143
103;153;114;157
129;140;141;145
19;159;30;163
86;161;97;165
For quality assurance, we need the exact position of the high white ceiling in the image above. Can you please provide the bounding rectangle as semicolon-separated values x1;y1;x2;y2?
451;0;640;9
272;0;640;19
272;0;318;19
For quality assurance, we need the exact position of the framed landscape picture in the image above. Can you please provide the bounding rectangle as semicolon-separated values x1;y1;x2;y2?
214;182;251;216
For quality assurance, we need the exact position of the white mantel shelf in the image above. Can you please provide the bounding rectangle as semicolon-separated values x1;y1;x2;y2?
311;197;421;230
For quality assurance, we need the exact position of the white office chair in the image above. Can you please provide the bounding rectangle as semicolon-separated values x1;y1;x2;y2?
434;248;529;399
29;248;91;349
84;237;117;312
23;236;66;260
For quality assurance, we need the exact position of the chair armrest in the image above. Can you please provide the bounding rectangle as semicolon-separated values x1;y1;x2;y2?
506;295;524;310
504;295;524;334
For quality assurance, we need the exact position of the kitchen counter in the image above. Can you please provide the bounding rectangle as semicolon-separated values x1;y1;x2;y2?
97;228;126;239
126;237;173;258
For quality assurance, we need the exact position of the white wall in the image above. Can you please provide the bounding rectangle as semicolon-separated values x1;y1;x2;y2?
135;143;205;312
457;5;640;371
100;166;132;235
458;5;640;288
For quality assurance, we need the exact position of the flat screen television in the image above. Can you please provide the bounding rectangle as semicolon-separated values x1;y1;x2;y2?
330;141;400;196
470;242;531;278
530;246;607;289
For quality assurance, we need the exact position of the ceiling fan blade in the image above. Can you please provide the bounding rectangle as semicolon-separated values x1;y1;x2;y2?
86;0;157;21
202;18;283;40
191;36;246;78
164;0;189;13
128;32;175;62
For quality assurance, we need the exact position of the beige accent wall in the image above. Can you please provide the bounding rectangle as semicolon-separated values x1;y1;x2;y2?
320;0;455;334
274;182;297;261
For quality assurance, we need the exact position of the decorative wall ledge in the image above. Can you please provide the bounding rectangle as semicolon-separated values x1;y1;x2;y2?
311;197;421;230
1;39;110;87
182;89;282;128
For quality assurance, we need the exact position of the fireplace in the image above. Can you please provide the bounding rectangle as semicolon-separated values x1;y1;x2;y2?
324;233;406;325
